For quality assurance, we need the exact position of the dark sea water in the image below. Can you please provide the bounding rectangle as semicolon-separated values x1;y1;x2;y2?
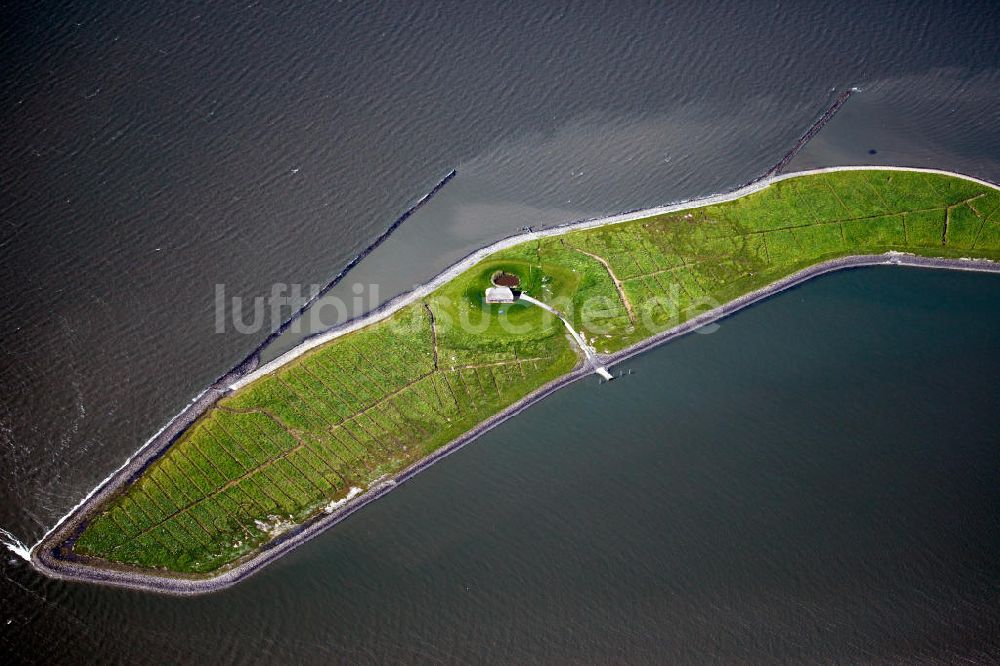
6;267;1000;663
2;0;999;662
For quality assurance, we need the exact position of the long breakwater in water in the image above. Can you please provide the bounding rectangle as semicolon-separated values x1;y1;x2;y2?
30;165;1000;593
765;88;855;177
239;168;457;367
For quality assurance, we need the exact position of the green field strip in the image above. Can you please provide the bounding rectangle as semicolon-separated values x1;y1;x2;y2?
294;363;358;423
348;350;400;395
147;515;196;553
189;425;245;480
786;178;839;224
901;209;946;247
600;233;647;280
185;503;223;540
230;414;287;460
235;476;279;514
407;377;450;422
842;214;907;248
251;377;326;432
160;457;206;503
175;446;222;491
135;476;179;522
254;459;312;508
319;425;375;471
615;234;659;276
271;376;337;432
213;486;264;534
155;463;199;509
436;373;464;415
406;373;449;416
291;430;354;481
246;472;298;514
203;422;258;472
269;459;323;505
289;448;342;492
134;483;176;523
346;401;402;451
145;468;188;513
948;203;987;248
197;493;248;536
276;370;344;428
333;370;419;443
383;390;430;437
217;412;289;468
330;413;390;460
832;173;890;218
765;228;807;266
462;367;487;400
309;355;376;415
973;220;1000;249
786;221;846;257
327;359;386;407
121;495;157;532
110;505;142;539
446;370;476;412
275;451;331;497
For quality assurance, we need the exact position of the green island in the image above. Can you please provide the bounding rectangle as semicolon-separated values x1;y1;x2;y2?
70;168;1000;577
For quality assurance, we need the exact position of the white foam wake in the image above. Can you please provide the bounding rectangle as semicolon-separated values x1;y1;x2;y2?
30;387;211;553
0;526;31;561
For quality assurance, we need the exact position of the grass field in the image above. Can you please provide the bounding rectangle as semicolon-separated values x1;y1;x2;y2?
73;169;1000;574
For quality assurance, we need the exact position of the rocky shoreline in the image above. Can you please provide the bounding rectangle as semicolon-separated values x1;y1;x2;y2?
34;252;1000;595
31;166;1000;594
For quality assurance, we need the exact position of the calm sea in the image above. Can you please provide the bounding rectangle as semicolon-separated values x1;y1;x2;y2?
1;1;999;662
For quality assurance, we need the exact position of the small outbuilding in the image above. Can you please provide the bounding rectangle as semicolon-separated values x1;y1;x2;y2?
485;286;516;303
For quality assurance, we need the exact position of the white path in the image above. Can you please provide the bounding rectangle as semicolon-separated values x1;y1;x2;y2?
518;293;614;380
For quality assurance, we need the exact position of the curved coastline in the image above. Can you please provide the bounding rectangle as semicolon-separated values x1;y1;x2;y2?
32;166;1000;594
28;170;456;552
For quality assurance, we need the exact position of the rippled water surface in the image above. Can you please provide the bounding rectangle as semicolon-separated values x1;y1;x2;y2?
1;0;999;661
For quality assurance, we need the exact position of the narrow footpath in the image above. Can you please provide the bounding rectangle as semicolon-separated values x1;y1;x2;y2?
518;293;614;380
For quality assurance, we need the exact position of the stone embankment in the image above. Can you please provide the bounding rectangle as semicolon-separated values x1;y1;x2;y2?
31;166;1000;594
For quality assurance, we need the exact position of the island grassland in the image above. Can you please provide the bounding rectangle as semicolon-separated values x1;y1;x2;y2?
71;169;1000;577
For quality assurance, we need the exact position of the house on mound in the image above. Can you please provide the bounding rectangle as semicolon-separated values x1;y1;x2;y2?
485;271;522;303
484;286;517;303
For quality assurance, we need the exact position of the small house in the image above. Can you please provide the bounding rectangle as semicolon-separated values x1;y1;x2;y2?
485;286;516;304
